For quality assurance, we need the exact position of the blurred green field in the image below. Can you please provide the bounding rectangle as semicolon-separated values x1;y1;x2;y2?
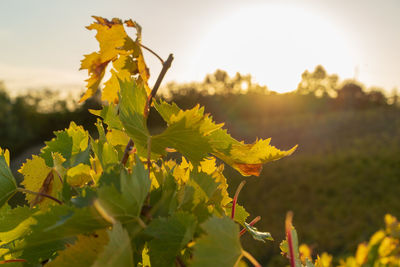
222;106;400;266
165;73;400;265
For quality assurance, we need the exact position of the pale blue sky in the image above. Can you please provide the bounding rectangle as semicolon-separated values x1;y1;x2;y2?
0;0;399;94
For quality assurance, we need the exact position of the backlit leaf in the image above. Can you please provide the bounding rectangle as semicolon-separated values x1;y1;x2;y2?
144;212;196;267
46;230;108;267
40;122;90;168
0;149;17;208
119;78;150;157
5;205;111;263
92;223;134;267
19;155;62;208
154;100;296;176
97;157;151;220
192;216;242;267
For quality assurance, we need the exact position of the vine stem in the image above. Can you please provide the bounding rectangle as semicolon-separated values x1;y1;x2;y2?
139;43;164;64
241;250;262;267
0;259;27;264
285;211;296;267
231;180;246;219
17;188;62;205
239;216;261;236
121;139;134;166
121;52;174;166
144;53;174;118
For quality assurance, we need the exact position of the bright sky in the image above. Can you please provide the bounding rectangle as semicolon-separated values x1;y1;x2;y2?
0;0;399;94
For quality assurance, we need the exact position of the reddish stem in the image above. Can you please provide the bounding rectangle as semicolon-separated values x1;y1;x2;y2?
240;216;261;236
0;259;27;264
285;211;296;267
231;180;246;219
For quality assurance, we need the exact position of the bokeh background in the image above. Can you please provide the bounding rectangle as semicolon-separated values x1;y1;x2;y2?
1;0;400;266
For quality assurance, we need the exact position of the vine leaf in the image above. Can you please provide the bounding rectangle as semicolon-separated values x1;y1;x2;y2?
209;129;297;176
40;122;90;168
119;78;150;157
0;205;38;258
97;156;151;220
144;212;197;267
92;223;134;267
46;230;109;267
0;149;17;208
224;203;249;226
80;16;149;104
90;104;123;131
19;155;62;208
151;105;218;164
3;205;111;263
91;121;119;172
79;52;109;103
155;100;297;176
192;216;242;267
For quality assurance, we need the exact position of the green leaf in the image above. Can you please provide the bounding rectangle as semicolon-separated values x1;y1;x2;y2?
144;212;196;267
90;104;123;131
4;205;111;263
154;100;297;176
282;227;302;267
97;157;150;220
46;230;109;267
40;122;90;168
209;129;297;176
119;78;150;157
91;121;119;171
149;172;179;218
189;171;219;204
152;103;221;164
243;222;273;242
192;216;242;267
0;205;37;232
224;203;249;226
0;150;17;208
93;223;134;267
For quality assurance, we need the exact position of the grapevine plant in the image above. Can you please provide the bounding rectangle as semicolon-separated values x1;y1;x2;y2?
0;17;300;266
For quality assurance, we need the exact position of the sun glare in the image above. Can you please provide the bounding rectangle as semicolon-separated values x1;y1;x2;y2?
190;4;356;93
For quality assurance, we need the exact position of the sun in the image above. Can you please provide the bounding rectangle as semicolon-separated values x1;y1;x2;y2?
189;4;356;93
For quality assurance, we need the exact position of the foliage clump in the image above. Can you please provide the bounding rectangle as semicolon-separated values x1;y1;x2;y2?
0;16;295;266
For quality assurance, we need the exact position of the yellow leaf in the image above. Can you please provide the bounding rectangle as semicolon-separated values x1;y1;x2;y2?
199;157;217;175
315;252;333;267
90;156;103;184
102;56;139;104
378;237;397;257
211;164;232;206
369;230;386;246
87;19;127;63
106;129;130;147
79;52;109;103
355;242;368;265
299;244;312;264
19;155;62;208
66;163;93;187
0;148;10;166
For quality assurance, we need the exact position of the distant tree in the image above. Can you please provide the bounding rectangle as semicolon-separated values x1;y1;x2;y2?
389;88;398;106
336;81;367;109
167;69;268;97
296;65;339;97
366;87;387;106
